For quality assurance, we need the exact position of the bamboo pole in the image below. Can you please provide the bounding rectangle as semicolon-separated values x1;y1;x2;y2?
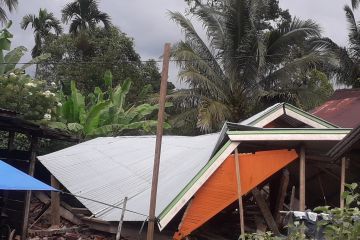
299;146;306;211
340;157;346;208
147;43;171;240
234;148;245;238
116;197;128;240
22;137;38;240
51;175;61;227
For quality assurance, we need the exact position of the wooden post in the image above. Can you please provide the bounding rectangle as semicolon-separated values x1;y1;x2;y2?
7;131;15;152
252;188;280;235
274;169;289;225
147;43;171;240
340;157;346;208
234;148;245;238
51;175;61;227
116;197;128;240
22;137;38;240
299;146;306;211
289;186;296;211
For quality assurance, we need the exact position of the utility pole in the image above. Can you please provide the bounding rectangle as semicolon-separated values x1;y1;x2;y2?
147;43;171;240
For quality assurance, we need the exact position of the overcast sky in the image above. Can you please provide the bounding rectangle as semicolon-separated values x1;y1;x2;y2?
6;0;356;87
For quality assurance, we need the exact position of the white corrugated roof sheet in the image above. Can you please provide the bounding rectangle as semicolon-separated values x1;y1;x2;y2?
38;134;219;222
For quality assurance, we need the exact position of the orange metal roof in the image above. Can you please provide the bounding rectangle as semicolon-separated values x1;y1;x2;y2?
173;149;298;239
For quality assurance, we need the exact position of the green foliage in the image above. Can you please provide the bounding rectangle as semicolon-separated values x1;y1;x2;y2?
0;24;57;121
21;8;63;58
313;183;360;239
39;27;164;102
170;0;325;132
61;0;111;34
0;72;57;120
51;71;170;139
0;0;18;23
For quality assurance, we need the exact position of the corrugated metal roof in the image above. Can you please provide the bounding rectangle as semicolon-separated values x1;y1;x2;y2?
312;89;360;128
38;134;219;222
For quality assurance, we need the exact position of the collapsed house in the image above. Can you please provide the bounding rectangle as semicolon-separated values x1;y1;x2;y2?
0;108;76;240
36;101;360;239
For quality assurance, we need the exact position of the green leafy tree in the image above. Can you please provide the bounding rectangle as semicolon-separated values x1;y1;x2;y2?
0;0;17;23
61;0;111;34
170;0;324;132
39;27;163;102
21;8;63;58
50;71;169;139
0;23;57;121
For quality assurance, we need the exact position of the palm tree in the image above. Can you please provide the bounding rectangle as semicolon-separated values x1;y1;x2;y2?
314;5;360;88
61;0;111;34
21;8;63;58
0;0;17;23
170;0;324;132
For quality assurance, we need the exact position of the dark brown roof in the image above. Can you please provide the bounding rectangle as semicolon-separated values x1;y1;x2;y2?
311;89;360;128
0;109;77;141
328;124;360;161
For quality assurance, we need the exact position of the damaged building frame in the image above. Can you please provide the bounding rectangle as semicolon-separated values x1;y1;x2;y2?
36;102;360;239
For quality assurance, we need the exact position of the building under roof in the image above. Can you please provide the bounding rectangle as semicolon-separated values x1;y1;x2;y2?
38;102;356;239
312;89;360;128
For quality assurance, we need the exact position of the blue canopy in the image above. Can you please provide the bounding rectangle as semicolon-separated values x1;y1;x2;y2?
0;160;57;191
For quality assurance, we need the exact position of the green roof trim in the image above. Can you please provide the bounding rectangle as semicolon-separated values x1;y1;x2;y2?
158;140;232;221
227;129;351;135
244;103;339;128
284;103;339;128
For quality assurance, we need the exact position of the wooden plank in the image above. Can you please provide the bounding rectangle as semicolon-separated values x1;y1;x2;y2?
147;43;171;240
340;157;346;208
22;137;38;240
51;175;61;227
274;169;289;225
252;188;280;235
234;148;245;239
299;146;306;211
34;192;82;225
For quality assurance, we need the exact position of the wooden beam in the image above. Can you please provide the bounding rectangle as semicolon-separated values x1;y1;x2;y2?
147;43;171;240
22;137;38;240
34;192;82;225
274;169;289;225
234;148;245;239
340;157;346;208
51;175;61;227
299;146;306;211
252;188;280;235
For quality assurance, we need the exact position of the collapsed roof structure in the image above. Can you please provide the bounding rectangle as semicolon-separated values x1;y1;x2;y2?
38;102;358;239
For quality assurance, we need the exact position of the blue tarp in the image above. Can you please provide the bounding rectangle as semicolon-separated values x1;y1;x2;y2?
0;160;57;191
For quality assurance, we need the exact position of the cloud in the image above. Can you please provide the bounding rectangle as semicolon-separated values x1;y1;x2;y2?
7;0;354;88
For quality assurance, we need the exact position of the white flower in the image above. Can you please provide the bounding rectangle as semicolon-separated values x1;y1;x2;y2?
51;82;56;87
57;102;62;107
9;73;16;77
25;82;37;87
43;113;51;121
50;92;56;97
43;90;52;97
28;92;33;96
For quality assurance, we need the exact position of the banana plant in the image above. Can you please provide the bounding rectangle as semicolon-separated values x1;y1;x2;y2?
0;21;50;75
50;70;171;139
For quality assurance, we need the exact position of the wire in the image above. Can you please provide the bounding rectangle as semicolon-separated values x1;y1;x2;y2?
0;53;292;66
60;191;149;218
